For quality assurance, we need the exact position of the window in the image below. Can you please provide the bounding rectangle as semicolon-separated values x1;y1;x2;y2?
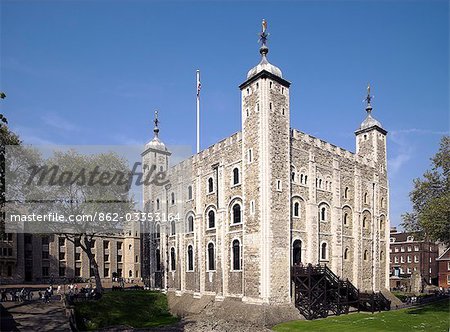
380;218;385;230
187;245;194;271
129;270;133;277
104;254;109;262
380;251;384;261
344;187;349;199
343;213;348;226
401;247;405;252
447;275;450;285
414;255;419;263
104;240;109;249
400;256;404;263
364;193;368;204
207;243;215;271
117;255;122;262
59;252;65;261
394;257;398;263
320;206;327;221
171;220;176;235
104;267;109;277
75;253;81;261
293;202;300;217
233;168;240;185
208;178;214;193
187;215;194;233
75;267;81;277
407;256;411;263
395;247;399;253
407;246;412;252
248;149;253;163
170;247;176;271
407;267;411;274
59;237;65;247
250;200;255;215
362;217;367;228
156;249;161;271
390;238;395;243
232;240;241;270
171;192;175;205
42;251;49;259
155;224;160;238
232;204;241;224
407;236;414;242
293;240;302;265
188;185;193;200
208;210;215;229
135;255;139;263
447;262;450;271
381;197;385;208
320;242;328;261
59;266;66;277
276;180;282;191
364;250;368;261
344;248;349;260
42;267;49;277
414;246;419;251
156;199;160;210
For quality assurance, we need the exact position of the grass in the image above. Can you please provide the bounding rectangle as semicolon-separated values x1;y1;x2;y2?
74;290;179;330
273;299;450;332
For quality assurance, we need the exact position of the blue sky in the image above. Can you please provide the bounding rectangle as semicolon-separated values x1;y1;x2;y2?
1;0;448;227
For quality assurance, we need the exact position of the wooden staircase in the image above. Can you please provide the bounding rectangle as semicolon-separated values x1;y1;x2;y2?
292;264;391;320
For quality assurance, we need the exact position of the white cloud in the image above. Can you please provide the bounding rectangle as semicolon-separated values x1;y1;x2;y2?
41;114;79;132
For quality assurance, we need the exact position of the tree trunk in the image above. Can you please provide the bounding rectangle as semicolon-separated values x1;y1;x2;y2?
83;236;103;293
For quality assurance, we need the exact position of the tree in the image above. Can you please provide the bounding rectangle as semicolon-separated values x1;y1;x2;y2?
12;149;135;292
401;136;450;245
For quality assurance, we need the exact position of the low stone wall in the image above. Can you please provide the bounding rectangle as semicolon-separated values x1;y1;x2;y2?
167;292;303;328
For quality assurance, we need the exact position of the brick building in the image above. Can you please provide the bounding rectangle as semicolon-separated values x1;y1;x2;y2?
389;227;439;291
436;247;450;290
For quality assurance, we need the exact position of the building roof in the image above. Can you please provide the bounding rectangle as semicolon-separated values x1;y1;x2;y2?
436;247;450;261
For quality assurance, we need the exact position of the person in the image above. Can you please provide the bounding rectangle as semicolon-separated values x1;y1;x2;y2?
57;285;61;295
1;290;7;302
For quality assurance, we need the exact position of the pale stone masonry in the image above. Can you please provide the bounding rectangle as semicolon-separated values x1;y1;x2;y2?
142;27;390;306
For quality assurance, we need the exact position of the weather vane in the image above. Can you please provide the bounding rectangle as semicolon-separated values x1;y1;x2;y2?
258;19;269;46
364;83;374;109
153;110;160;137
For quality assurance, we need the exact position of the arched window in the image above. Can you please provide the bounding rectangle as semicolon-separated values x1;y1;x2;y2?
232;204;241;224
156;199;160;210
380;251;384;261
293;240;302;265
232;240;241;270
155;224;161;238
320;206;327;221
300;174;304;184
171;220;176;235
187;245;194;271
304;175;308;184
380;217;385;231
207;243;215;271
208;177;214;193
319;179;322;188
364;192;368;204
188;185;193;200
293;202;300;217
156;248;161;270
187;215;194;233
320;242;328;260
343;213;348;226
364;250;368;261
129;270;132;277
344;187;349;199
171;192;175;205
170;247;176;270
208;210;215;229
291;172;296;182
233;168;240;185
362;216;367;228
381;197;385;208
344;248;349;260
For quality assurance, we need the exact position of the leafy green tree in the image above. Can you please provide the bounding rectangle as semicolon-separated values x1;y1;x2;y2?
402;136;450;245
16;149;135;292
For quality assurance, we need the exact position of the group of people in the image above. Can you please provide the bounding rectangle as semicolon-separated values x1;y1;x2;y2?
0;288;34;302
38;286;54;303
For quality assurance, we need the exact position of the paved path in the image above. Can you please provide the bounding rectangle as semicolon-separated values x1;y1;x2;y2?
1;297;70;331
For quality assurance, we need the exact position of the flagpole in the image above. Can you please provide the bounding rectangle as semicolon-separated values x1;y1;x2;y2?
196;69;200;153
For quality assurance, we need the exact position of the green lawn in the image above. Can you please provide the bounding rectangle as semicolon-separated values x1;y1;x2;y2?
273;299;450;332
74;290;179;330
